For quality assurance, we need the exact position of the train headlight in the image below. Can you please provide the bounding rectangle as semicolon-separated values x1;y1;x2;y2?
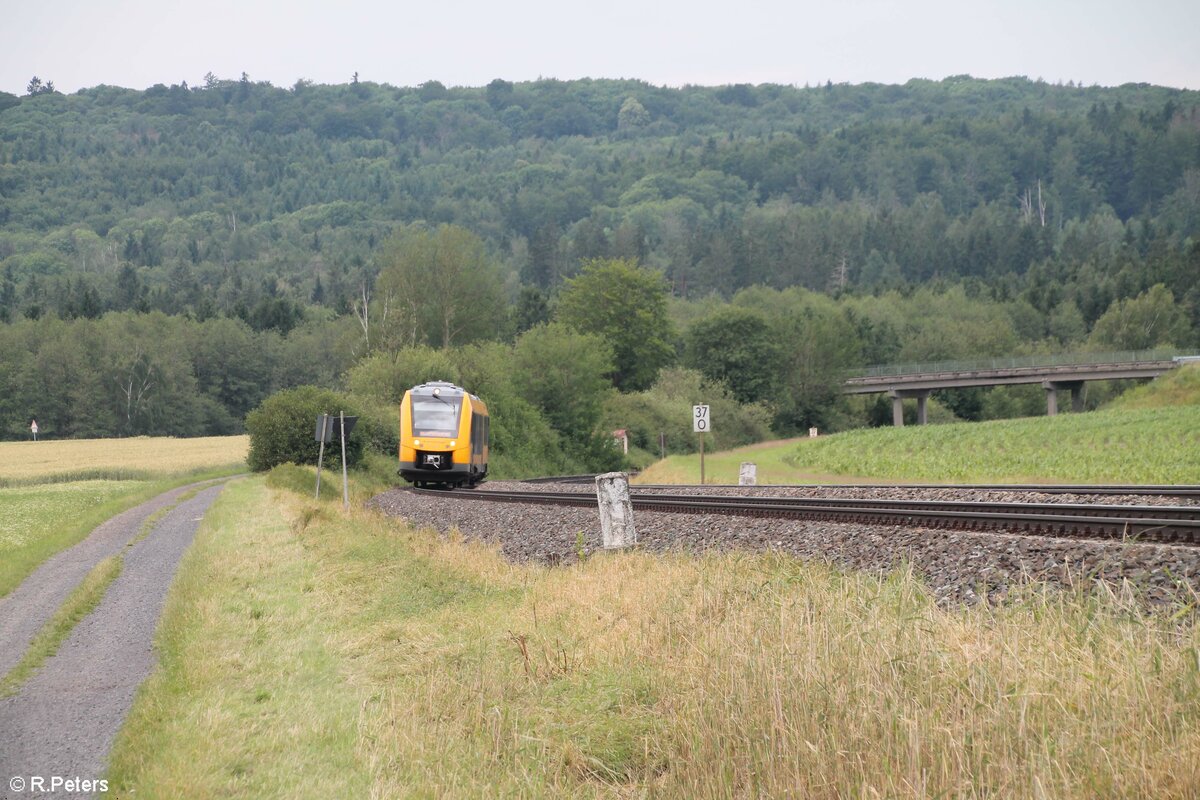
414;439;421;447
449;440;456;447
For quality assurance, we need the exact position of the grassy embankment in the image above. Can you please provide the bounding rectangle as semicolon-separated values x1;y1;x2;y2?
0;435;249;598
639;368;1200;485
107;472;1200;797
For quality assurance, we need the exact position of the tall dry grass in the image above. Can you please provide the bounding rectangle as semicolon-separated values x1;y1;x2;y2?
111;477;1200;798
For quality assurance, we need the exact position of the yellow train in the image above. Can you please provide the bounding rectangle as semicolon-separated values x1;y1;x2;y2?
398;381;489;488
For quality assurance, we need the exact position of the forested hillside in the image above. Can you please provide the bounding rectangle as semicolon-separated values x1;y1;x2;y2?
1;74;1198;453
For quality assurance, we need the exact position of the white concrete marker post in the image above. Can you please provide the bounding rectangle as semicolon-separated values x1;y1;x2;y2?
739;462;757;486
595;472;636;550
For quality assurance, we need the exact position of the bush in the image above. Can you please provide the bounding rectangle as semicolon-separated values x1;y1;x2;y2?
601;367;773;459
246;386;370;472
354;397;400;459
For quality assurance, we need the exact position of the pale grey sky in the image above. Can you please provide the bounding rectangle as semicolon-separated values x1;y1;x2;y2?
2;0;1198;96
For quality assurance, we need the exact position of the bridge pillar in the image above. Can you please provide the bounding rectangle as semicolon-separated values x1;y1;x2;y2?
1042;381;1085;416
888;389;930;427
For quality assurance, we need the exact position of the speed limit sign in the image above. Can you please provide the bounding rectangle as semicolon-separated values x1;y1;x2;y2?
693;405;710;432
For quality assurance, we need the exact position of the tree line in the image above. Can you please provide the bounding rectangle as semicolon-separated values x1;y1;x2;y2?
3;234;1191;479
1;75;1198;327
1;76;1199;467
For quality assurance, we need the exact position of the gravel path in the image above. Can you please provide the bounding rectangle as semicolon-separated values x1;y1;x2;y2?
0;483;226;799
369;481;1200;607
0;482;212;680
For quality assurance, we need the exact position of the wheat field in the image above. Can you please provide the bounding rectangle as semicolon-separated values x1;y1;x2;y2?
0;435;249;484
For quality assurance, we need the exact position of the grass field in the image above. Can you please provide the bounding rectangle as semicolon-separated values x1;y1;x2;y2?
638;403;1200;485
1108;363;1200;409
0;435;248;598
106;475;1200;798
0;435;249;484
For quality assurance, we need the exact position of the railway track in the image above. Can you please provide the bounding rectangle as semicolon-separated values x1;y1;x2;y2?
642;483;1200;498
524;475;1200;498
411;486;1200;546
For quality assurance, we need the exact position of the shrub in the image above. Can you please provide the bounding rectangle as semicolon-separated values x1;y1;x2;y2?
601;367;773;458
354;398;400;459
246;386;368;472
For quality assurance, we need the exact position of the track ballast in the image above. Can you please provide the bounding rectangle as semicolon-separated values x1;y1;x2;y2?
412;484;1200;546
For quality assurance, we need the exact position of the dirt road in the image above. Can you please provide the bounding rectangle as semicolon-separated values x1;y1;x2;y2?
0;482;226;799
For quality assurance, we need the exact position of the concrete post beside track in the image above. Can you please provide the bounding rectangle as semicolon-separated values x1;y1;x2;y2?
739;462;757;486
595;472;636;549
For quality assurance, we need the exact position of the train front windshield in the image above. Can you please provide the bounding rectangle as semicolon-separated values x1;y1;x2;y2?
411;396;461;437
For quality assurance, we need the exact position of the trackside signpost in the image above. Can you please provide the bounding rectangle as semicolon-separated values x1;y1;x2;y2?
693;404;710;484
314;412;358;509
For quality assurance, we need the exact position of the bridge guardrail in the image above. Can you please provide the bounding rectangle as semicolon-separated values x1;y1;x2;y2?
844;349;1197;381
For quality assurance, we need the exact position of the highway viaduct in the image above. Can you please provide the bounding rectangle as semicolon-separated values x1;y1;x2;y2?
843;350;1199;426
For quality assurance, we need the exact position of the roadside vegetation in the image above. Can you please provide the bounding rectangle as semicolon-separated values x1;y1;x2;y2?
108;474;1200;797
1108;362;1200;410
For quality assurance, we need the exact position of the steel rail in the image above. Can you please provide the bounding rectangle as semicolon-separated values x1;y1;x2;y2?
519;477;1200;497
410;487;1200;545
635;483;1200;498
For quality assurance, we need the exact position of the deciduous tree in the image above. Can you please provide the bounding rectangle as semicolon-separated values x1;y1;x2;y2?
555;258;675;391
375;224;507;350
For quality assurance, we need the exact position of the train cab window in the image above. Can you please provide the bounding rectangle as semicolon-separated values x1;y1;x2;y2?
411;396;461;437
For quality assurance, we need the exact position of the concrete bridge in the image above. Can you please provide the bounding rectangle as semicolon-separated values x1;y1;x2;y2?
843;350;1198;426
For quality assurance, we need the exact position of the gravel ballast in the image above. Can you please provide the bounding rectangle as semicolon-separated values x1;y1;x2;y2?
0;483;226;799
369;481;1200;606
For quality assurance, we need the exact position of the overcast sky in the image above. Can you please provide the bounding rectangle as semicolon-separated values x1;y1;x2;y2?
3;0;1198;96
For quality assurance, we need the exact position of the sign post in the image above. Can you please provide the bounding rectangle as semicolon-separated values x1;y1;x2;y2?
339;410;349;510
693;404;710;485
314;412;357;506
314;413;330;499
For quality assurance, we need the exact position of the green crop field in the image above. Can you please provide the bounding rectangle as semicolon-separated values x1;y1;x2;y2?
639;383;1200;485
0;480;144;557
0;480;150;598
784;404;1200;484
